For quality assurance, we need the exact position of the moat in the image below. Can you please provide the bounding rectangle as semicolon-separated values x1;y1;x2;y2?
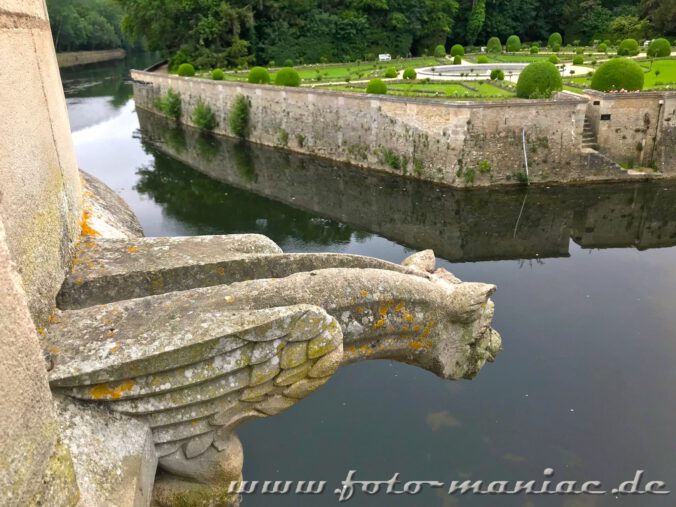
63;56;676;507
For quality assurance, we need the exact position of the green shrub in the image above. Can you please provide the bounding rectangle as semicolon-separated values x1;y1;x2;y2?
575;47;585;54
274;67;301;87
366;78;387;94
530;45;539;54
477;55;489;63
403;67;417;80
548;32;562;48
211;68;225;80
283;58;294;67
453;55;462;65
177;63;195;77
382;148;401;170
647;38;671;58
248;67;271;84
506;35;521;52
490;69;505;81
516;61;563;99
548;54;559;64
591;59;644;92
229;95;249;137
192;101;217;131
434;44;446;58
551;43;561;52
384;66;398;78
451;44;465;57
487;37;502;53
598;43;608;53
573;55;584;65
618;39;640;56
156;88;181;120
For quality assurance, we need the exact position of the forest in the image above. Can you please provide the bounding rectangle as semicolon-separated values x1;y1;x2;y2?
49;0;674;67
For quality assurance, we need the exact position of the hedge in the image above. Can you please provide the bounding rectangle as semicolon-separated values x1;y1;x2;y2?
590;59;644;92
516;61;563;99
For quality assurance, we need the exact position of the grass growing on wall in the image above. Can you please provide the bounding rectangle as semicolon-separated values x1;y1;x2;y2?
229;95;249;138
192;101;217;130
155;89;182;120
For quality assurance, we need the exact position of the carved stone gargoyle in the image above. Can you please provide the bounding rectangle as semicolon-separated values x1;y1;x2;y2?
45;232;501;505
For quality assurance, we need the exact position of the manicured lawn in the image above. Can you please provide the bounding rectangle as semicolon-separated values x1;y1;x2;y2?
563;58;676;90
477;53;575;63
324;80;515;100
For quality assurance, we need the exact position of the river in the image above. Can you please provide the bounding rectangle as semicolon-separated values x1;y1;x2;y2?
62;55;676;507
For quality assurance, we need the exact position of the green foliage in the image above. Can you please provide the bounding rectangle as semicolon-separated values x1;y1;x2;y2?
515;171;530;185
591;59;644;92
248;67;271;84
618;39;640;56
575;47;584;54
506;35;521;52
548;54;559;64
516;61;563;99
647;38;671;58
177;63;195;77
530;45;539;54
453;55;462;65
277;128;289;147
47;0;127;52
490;69;505;80
211;68;225;80
155;89;182;120
548;32;562;48
229;95;249;138
366;79;387;94
384;67;398;78
274;68;301;87
382;149;402;170
478;55;489;63
573;55;584;65
487;37;502;53
466;0;486;46
478;159;492;173
451;44;465;57
551;43;561;52
192;101;217;131
403;68;417;80
434;44;447;58
598;43;608;53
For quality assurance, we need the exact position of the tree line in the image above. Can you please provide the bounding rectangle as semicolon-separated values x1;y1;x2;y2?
50;0;674;65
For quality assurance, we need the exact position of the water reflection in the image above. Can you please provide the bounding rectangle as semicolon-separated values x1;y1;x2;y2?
137;109;676;263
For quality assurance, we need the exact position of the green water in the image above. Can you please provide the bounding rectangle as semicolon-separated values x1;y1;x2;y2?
62;57;676;507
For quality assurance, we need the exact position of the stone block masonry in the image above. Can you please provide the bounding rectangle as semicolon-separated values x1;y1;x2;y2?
132;70;637;187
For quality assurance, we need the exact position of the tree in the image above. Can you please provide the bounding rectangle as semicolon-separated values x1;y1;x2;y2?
466;0;486;45
48;0;125;51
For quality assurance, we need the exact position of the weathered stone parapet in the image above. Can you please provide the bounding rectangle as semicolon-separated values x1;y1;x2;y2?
131;70;619;187
56;49;126;69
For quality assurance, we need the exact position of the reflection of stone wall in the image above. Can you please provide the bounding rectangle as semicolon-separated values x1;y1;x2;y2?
0;3;81;503
585;90;676;172
138;110;676;261
131;70;634;188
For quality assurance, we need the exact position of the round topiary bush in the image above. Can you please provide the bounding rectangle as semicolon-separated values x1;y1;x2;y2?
506;35;521;52
573;55;584;65
598;42;608;53
591;58;644;92
487;37;502;53
618;38;640;56
451;44;465;57
403;67;417;80
283;59;294;67
384;66;398;78
548;54;559;64
211;68;225;80
248;67;271;84
477;55;489;64
274;67;301;87
453;55;462;65
551;43;561;52
516;61;563;98
548;32;562;48
434;44;446;58
366;78;387;94
490;69;505;81
530;45;539;54
177;63;195;77
647;38;671;58
575;47;585;54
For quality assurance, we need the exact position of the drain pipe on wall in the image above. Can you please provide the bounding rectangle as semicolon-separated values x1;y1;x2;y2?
649;99;665;168
522;128;530;185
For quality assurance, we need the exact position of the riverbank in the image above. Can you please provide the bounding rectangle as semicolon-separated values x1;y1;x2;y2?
57;49;126;69
131;69;675;188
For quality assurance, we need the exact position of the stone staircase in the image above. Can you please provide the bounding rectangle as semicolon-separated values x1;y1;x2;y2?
582;117;598;150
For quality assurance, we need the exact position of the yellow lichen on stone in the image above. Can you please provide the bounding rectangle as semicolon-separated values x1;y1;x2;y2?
126;246;139;253
89;380;135;400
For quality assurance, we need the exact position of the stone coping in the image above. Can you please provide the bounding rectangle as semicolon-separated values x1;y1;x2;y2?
583;88;676;100
131;69;589;109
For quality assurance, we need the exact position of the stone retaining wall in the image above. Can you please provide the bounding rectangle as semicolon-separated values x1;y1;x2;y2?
56;49;126;68
132;70;633;187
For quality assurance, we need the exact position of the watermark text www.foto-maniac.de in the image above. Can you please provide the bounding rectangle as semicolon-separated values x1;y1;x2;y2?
228;469;670;502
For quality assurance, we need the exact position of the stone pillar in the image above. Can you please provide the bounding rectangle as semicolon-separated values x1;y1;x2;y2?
0;0;82;325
